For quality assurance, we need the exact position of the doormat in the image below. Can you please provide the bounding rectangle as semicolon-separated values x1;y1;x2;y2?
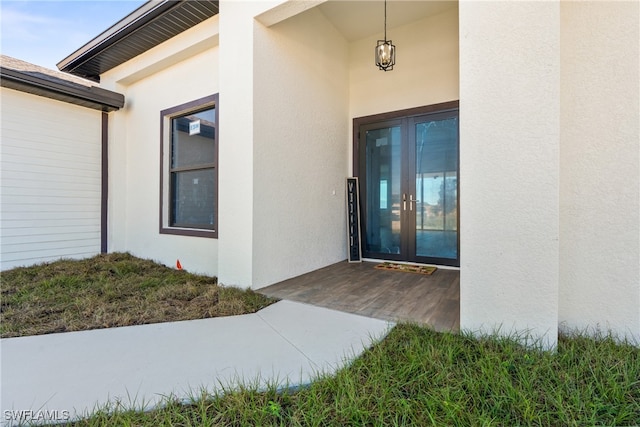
374;262;437;275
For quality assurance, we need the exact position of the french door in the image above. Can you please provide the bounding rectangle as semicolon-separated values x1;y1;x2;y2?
354;103;459;267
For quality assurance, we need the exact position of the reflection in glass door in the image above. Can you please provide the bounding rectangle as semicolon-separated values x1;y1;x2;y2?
356;104;459;266
362;123;403;257
412;116;459;262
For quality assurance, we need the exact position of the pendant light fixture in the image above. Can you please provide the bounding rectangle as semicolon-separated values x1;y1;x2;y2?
375;0;395;71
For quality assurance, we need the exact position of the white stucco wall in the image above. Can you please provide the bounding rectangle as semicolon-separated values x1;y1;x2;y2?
217;1;459;288
349;5;459;119
459;1;560;348
100;18;220;276
217;1;275;287
559;1;640;342
251;7;349;288
0;88;102;270
349;5;459;176
217;0;349;289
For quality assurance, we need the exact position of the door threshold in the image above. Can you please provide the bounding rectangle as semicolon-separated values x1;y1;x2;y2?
362;258;460;271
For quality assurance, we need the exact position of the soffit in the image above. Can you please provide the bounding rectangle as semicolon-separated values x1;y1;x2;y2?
317;1;456;42
58;0;219;82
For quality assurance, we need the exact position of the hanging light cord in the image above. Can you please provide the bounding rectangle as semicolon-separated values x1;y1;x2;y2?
384;0;388;41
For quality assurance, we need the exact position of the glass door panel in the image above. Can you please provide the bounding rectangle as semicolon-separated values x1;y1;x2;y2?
413;116;459;262
363;125;403;256
355;104;459;266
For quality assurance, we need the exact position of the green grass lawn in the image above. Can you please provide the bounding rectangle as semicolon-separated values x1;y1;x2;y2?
71;324;639;426
3;255;638;425
0;252;276;338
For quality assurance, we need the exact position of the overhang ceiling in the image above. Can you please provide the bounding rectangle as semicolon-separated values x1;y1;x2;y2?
317;1;456;42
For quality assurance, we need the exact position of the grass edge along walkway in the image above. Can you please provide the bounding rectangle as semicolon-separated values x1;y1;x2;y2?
1;252;277;338
69;324;639;427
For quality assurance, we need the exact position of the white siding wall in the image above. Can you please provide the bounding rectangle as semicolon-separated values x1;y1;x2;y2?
0;88;102;270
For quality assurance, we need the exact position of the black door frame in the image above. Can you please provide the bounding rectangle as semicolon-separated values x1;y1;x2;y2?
353;100;460;266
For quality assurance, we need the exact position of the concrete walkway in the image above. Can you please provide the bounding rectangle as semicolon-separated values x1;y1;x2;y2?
1;301;392;426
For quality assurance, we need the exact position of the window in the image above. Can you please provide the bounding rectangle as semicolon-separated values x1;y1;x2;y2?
160;94;218;237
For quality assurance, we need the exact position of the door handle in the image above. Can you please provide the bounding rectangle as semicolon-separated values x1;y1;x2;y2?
409;195;420;211
402;193;407;211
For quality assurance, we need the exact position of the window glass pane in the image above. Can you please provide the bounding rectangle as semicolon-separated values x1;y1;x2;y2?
171;169;216;228
171;107;215;169
364;126;402;255
415;117;458;259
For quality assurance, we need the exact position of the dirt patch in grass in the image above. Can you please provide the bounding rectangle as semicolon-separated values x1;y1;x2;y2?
0;252;277;338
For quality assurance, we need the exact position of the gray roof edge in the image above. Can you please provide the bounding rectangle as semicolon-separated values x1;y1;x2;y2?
56;0;177;75
1;67;125;112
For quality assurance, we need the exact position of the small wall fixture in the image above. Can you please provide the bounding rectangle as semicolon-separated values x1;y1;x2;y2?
375;0;395;71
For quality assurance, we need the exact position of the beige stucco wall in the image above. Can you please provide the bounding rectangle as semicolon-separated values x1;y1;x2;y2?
348;4;459;188
218;0;349;288
100;18;220;276
0;88;102;270
217;1;266;287
96;0;460;288
220;1;459;289
559;1;640;341
349;4;459;120
91;0;639;343
460;0;640;345
459;1;561;348
252;7;350;288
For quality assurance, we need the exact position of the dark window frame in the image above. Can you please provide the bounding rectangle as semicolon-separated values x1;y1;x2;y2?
159;94;218;238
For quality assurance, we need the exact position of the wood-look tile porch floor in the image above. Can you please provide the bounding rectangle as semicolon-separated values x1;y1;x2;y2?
259;260;460;332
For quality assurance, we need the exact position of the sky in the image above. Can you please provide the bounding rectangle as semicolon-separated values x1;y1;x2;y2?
1;0;146;70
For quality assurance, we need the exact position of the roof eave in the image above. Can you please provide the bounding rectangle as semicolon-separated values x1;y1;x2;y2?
57;0;175;81
1;67;125;112
57;0;219;82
